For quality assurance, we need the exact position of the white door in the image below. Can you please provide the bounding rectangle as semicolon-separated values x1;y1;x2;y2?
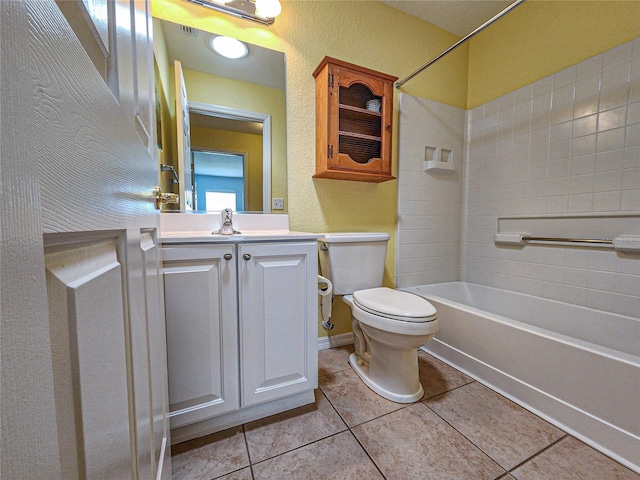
1;1;170;479
175;60;194;210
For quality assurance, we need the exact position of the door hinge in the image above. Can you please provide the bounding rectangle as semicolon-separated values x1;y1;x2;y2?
328;73;334;88
328;144;333;158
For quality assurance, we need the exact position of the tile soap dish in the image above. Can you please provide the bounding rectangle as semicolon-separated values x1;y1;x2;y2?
424;146;455;173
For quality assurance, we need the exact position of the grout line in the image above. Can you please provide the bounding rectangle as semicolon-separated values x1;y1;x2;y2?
243;390;351;469
241;424;257;480
421;378;476;402
319;380;388;479
421;382;572;477
421;400;508;476
247;430;347;468
348;429;388;480
505;434;568;475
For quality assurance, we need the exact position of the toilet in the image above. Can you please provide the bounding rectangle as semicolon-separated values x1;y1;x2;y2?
318;233;438;403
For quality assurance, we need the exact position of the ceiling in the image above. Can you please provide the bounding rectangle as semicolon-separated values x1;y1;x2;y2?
381;0;514;36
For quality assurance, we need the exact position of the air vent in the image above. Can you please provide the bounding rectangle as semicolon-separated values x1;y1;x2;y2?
176;24;197;37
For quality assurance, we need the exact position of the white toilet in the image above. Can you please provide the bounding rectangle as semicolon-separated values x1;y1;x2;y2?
318;233;438;403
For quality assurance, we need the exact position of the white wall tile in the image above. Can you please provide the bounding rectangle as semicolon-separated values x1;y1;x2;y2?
458;39;639;313
396;94;465;286
398;40;639;317
596;127;625;152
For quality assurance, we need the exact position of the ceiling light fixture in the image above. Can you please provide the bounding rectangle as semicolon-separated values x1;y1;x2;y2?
211;35;249;59
184;0;282;26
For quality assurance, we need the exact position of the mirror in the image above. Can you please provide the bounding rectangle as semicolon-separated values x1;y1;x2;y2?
154;19;287;212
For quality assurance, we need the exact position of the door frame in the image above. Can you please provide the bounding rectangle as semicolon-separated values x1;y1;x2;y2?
189;101;271;213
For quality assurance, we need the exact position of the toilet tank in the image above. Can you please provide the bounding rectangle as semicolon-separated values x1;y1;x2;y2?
318;233;389;295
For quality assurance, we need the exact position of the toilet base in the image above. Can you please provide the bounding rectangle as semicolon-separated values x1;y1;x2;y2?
349;352;424;403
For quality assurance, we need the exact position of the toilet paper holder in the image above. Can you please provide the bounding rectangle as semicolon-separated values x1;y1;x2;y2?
318;275;334;330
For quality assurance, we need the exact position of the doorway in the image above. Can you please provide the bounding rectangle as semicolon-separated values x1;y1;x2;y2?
192;149;247;211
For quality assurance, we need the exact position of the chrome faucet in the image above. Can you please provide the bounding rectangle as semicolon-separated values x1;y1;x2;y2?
213;208;241;235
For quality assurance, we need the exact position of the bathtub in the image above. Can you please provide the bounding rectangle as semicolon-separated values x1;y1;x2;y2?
402;282;640;473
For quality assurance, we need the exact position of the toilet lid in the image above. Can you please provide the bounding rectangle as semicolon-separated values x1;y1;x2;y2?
353;287;437;322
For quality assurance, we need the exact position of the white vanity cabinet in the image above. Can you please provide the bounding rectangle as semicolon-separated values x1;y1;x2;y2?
162;238;318;442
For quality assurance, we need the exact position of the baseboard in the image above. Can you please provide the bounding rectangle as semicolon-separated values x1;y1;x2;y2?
317;332;353;350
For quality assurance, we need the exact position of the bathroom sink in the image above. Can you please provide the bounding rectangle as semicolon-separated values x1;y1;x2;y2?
160;212;319;243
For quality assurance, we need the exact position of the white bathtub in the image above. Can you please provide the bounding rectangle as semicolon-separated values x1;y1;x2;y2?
403;281;640;473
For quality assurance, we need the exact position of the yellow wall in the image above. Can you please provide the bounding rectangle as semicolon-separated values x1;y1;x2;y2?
151;0;468;337
467;0;640;108
190;126;264;211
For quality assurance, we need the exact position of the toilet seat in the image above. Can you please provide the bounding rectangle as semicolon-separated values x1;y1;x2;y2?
353;287;437;322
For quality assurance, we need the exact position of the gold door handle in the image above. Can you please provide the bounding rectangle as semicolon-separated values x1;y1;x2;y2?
152;186;179;210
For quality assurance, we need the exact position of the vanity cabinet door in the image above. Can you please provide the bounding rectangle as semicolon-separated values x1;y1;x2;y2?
162;245;239;428
238;242;318;407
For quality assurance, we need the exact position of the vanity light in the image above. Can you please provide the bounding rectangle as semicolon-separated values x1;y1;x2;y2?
254;0;281;18
184;0;282;26
211;35;248;59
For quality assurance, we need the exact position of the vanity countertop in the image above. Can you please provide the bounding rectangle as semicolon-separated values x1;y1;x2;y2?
161;230;321;244
160;212;321;244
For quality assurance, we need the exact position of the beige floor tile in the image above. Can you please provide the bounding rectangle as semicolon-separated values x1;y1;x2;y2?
244;389;347;463
318;344;353;377
214;467;253;480
319;367;404;427
425;382;565;470
171;426;249;480
352;402;505;479
511;436;640;479
252;431;383;480
418;351;475;399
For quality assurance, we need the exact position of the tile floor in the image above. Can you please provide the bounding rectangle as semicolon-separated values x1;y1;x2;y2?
171;345;639;480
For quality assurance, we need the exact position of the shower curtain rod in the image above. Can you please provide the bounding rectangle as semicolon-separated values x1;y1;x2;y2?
395;0;525;89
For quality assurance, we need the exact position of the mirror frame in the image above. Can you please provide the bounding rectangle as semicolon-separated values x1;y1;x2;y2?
189;101;272;212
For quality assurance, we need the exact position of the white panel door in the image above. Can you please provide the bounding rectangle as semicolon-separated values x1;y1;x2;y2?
175;60;194;210
238;242;318;407
163;245;239;428
1;1;170;479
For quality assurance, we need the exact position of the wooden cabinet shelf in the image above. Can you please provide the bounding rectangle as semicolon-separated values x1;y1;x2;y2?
339;130;381;142
339;103;382;117
313;57;397;183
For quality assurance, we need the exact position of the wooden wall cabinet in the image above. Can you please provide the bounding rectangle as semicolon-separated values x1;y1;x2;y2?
313;57;398;183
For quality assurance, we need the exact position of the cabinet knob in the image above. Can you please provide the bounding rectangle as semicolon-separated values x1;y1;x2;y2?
243;253;252;261
224;253;233;261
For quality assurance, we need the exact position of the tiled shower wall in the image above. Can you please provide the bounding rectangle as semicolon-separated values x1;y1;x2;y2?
396;94;465;288
397;38;639;317
463;37;639;317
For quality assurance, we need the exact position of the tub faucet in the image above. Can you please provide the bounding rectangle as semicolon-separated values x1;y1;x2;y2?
213;208;241;235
